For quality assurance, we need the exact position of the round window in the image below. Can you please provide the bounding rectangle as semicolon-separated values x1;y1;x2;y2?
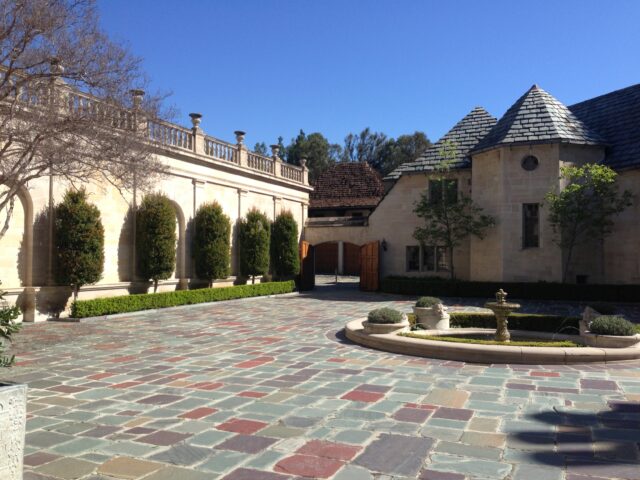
521;155;539;171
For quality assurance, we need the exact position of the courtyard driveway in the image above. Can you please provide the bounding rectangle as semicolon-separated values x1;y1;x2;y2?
3;283;640;480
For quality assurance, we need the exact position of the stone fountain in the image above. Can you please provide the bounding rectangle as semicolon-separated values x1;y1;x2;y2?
484;289;521;342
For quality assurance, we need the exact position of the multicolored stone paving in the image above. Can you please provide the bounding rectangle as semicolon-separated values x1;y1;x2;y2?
3;281;640;480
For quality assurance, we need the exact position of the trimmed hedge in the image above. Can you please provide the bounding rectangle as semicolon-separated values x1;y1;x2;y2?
382;276;640;302
589;315;637;336
408;312;580;334
71;281;296;318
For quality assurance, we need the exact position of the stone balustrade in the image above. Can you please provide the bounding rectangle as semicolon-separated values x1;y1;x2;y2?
247;152;274;174
148;120;194;151
204;137;238;164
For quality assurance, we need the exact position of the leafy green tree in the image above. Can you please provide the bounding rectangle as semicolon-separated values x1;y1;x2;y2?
238;209;271;284
545;163;633;282
193;202;231;287
253;142;269;156
377;132;431;176
341;128;388;166
286;130;341;183
54;189;105;301
277;136;287;162
0;281;21;367
271;211;300;279
136;193;176;292
413;141;495;280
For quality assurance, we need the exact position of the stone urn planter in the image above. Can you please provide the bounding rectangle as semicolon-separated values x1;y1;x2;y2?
363;307;410;334
0;382;27;480
413;297;450;330
363;317;410;334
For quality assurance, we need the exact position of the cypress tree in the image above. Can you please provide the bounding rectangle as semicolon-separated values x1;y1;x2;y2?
54;189;105;301
193;202;231;287
271;211;300;279
136;193;176;292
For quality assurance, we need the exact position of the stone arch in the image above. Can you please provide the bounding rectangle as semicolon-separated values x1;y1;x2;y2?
168;199;188;290
13;186;35;321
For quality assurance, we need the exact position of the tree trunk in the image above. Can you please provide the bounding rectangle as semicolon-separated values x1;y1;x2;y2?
73;285;79;302
449;246;455;280
252;275;255;285
562;244;574;283
153;279;158;293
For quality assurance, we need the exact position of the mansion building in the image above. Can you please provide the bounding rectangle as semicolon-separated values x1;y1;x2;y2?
306;83;640;285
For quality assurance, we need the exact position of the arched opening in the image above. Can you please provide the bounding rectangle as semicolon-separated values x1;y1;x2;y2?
168;200;188;290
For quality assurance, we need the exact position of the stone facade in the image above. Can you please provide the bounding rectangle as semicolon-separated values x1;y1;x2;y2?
1;117;311;322
307;83;640;286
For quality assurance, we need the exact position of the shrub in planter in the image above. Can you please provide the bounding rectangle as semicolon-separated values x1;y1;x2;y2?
0;282;21;367
414;296;449;330
589;316;636;336
368;307;404;324
415;296;441;308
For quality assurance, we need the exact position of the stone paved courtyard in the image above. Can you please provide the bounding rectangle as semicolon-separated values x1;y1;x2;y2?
3;283;640;480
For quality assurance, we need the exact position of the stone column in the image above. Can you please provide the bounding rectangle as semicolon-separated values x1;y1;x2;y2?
300;158;309;185
235;189;248;276
338;241;344;275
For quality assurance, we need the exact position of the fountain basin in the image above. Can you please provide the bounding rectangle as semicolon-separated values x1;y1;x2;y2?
345;319;640;364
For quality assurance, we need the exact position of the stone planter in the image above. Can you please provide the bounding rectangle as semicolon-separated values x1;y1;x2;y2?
0;382;27;480
363;317;410;335
413;304;450;330
581;332;640;348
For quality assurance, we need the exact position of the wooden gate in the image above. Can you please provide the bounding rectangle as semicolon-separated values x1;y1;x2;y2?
299;241;315;291
359;241;380;291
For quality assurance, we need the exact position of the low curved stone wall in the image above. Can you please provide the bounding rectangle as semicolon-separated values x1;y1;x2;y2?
345;319;640;364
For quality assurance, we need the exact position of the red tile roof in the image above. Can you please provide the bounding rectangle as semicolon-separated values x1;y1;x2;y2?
310;162;384;210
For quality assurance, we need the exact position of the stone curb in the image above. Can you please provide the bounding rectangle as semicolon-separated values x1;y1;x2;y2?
345;318;640;364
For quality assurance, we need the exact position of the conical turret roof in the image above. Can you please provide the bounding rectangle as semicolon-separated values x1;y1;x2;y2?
471;85;606;154
385;106;496;180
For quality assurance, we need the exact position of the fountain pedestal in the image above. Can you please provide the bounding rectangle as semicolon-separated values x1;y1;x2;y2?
484;289;520;342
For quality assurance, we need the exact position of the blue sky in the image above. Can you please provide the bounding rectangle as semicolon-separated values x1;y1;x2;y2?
98;0;640;148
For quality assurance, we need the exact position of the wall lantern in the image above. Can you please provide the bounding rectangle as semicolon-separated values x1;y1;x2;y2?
381;239;388;251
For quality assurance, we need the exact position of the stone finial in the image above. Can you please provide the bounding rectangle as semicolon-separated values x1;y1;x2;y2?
234;130;246;145
130;89;145;109
495;289;507;304
189;113;202;128
270;144;280;160
300;157;307;168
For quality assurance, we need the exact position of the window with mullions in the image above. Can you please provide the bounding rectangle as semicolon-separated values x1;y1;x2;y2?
406;246;420;272
522;203;540;248
429;179;458;204
420;245;450;272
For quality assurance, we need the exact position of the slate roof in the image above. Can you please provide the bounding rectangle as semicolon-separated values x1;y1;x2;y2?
384;107;497;180
569;83;640;170
310;162;385;210
472;85;606;154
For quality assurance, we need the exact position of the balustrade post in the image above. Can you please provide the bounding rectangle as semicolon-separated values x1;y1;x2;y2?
235;130;247;167
130;89;146;132
300;157;309;185
271;144;282;177
190;113;204;154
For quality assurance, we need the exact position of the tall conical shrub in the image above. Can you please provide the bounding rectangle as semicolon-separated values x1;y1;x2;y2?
271;211;300;279
54;189;104;301
193;202;231;287
238;209;270;284
136;193;176;292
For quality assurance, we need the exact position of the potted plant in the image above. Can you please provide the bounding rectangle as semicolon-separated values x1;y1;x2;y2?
413;296;450;330
0;281;27;480
363;307;410;334
581;315;640;348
